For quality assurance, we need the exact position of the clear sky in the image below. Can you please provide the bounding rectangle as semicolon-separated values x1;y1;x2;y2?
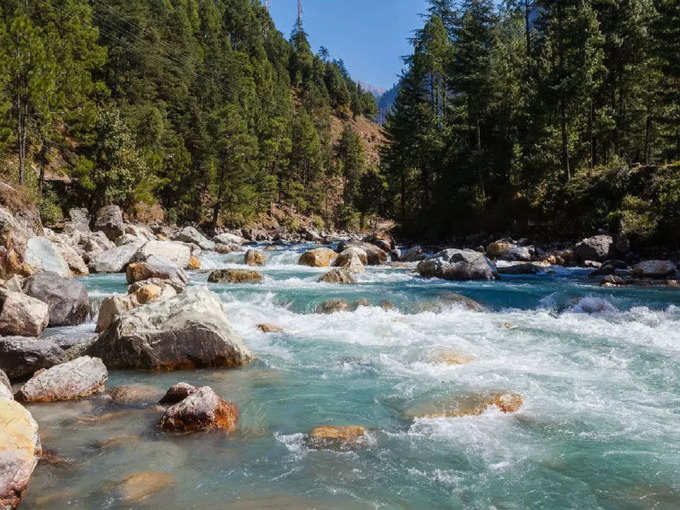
268;0;429;91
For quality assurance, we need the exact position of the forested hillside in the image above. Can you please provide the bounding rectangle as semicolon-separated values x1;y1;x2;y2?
382;0;680;247
0;0;379;231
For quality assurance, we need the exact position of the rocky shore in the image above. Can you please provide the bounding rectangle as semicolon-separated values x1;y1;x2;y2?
1;188;678;507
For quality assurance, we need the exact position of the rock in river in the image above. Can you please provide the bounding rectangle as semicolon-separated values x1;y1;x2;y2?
90;241;145;273
15;356;108;403
575;235;614;263
126;256;188;288
159;386;238;433
244;249;265;267
0;399;41;509
486;240;532;262
0;290;49;337
89;287;254;370
318;268;356;284
159;382;197;405
306;425;367;450
632;260;677;279
299;247;338;267
173;226;215;251
22;272;89;327
0;337;66;382
208;269;263;284
417;249;498;281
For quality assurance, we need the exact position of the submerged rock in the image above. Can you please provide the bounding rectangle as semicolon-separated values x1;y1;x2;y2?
0;290;49;337
318;268;356;284
22;272;89;327
0;400;42;510
15;356;108;403
0;337;66;382
244;249;265;267
159;386;238;433
23;237;71;278
316;298;351;314
299;247;338;267
417;249;497;281
306;425;367;450
112;472;174;504
432;352;475;366
421;293;484;313
159;383;197;405
257;323;283;333
89;287;253;370
109;385;163;405
409;392;524;419
208;269;263;284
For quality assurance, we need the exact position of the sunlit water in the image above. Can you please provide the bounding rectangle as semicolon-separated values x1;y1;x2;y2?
22;244;680;509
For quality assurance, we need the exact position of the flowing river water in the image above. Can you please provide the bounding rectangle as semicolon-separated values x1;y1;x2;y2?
20;244;680;509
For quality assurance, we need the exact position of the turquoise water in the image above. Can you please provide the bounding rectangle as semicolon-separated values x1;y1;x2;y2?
22;245;680;509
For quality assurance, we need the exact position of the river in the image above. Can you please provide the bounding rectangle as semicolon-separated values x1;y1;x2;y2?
21;244;680;509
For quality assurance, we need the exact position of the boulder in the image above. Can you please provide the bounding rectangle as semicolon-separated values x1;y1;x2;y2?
187;256;200;270
364;232;395;251
306;425;367;450
244;249;265;267
173;227;215;251
318;268;356;284
316;298;351;314
401;246;426;262
0;291;49;337
0;337;66;382
15;356;108;403
574;235;614;263
90;241;145;273
96;283;177;333
65;208;90;233
0;275;24;293
126;256;188;288
421;293;484;313
159;386;238;433
334;247;368;267
497;263;542;275
159;383;197;405
23;237;70;277
486;241;532;262
336;251;365;274
0;400;41;509
89;287;254;370
128;276;184;294
214;233;245;245
600;275;627;287
417;249;498;281
632;260;677;279
208;269;263;284
337;241;387;265
22;272;89;327
0;369;12;400
298;247;338;267
44;231;89;276
134;240;191;269
95;205;125;241
215;243;240;254
257;323;283;333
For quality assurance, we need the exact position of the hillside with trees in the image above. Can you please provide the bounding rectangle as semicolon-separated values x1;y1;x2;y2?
381;0;680;249
0;0;379;232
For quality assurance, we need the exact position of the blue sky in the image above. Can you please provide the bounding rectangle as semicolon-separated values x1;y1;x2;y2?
268;0;429;91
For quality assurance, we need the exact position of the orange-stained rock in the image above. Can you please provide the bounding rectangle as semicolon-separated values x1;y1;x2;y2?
133;284;162;305
113;472;174;504
433;352;475;366
317;268;356;284
257;323;283;333
159;386;238;433
244;249;265;266
492;393;524;413
187;256;200;270
409;392;524;419
0;400;42;510
298;247;338;267
306;425;367;450
208;269;262;284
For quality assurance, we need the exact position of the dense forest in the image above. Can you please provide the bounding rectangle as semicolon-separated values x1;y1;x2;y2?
382;0;680;246
0;0;379;231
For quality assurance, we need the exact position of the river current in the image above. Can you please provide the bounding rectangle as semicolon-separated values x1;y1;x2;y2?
21;244;680;509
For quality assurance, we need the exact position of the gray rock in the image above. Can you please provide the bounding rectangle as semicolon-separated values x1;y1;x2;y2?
159;382;197;405
88;287;254;370
486;240;532;262
334;247;368;267
498;263;542;275
417;249;498;281
126;256;188;288
0;290;49;337
401;246;426;262
575;235;614;263
90;241;145;273
95;205;125;241
22;272;89;326
23;237;71;277
0;399;41;509
337;241;387;265
0;369;11;400
159;386;238;433
632;260;677;279
0;337;66;382
134;240;192;269
318;268;356;284
16;356;108;403
213;232;245;245
173;227;215;251
316;298;351;314
66;208;90;233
